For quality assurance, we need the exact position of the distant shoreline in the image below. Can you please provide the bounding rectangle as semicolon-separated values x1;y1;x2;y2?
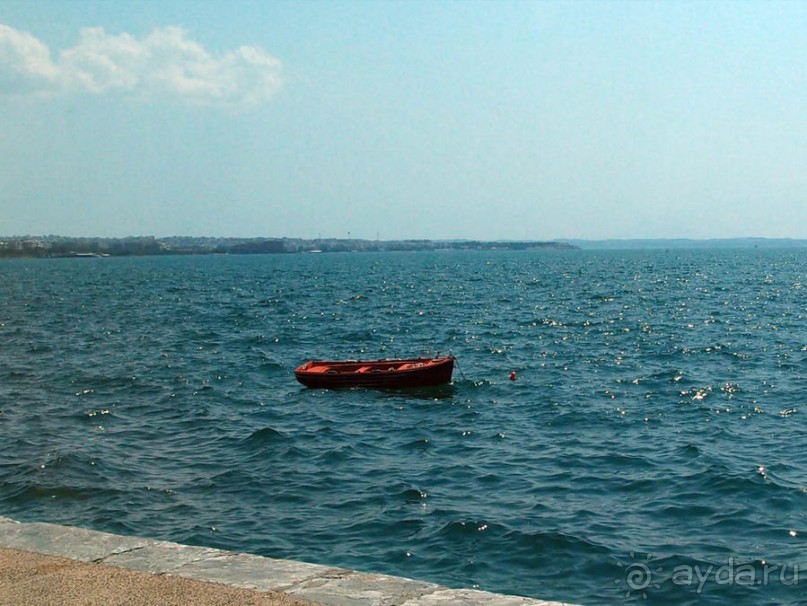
0;236;804;258
566;237;807;250
0;236;576;258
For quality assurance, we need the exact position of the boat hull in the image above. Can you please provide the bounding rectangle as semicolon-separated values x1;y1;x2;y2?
295;356;454;389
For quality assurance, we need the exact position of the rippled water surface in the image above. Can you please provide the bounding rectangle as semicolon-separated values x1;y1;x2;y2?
0;250;805;604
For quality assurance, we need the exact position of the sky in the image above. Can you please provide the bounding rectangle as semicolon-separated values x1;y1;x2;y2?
1;0;806;241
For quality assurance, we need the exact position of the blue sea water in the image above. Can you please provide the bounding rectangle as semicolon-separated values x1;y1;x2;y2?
0;249;804;605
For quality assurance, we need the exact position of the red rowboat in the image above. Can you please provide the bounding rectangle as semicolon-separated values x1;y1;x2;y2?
295;356;455;389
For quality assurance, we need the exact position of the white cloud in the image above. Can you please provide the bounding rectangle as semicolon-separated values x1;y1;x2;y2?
0;24;60;95
0;24;283;106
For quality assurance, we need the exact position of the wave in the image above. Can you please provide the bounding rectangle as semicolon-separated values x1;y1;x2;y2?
243;426;286;443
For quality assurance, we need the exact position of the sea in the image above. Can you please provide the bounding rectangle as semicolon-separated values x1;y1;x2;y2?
0;249;804;605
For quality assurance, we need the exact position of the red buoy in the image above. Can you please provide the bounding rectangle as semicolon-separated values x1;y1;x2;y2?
509;371;517;381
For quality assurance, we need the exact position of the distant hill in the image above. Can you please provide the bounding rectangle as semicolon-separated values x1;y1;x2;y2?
563;238;807;250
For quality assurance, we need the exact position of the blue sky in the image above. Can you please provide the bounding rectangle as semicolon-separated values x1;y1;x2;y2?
1;1;805;240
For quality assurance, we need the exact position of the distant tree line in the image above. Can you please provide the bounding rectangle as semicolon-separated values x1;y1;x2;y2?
0;236;576;258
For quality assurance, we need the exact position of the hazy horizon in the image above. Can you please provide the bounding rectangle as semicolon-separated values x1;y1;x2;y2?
3;233;806;246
